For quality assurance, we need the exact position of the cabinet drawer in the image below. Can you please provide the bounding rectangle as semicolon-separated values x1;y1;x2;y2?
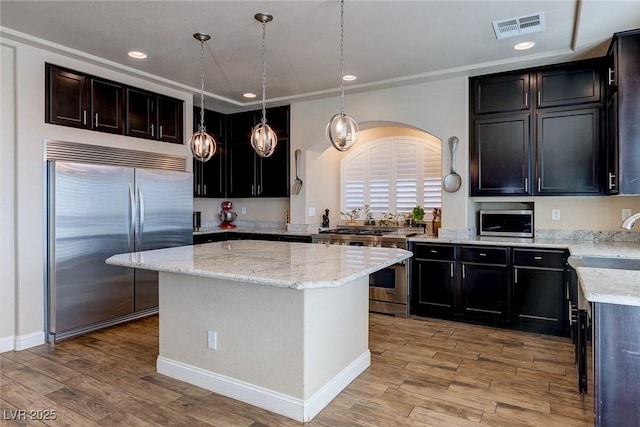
513;249;565;269
461;246;508;265
414;244;455;261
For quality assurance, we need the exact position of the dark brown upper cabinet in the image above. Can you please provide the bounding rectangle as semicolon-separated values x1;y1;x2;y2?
125;88;183;144
472;73;530;115
46;63;182;144
46;63;124;134
605;29;640;195
470;58;605;197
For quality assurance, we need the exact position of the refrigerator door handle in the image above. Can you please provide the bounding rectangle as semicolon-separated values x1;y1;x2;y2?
138;183;145;245
129;183;136;248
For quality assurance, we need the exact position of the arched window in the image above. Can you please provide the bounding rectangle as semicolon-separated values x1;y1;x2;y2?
341;136;441;218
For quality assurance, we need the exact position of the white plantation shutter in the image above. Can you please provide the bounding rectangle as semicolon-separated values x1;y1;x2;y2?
344;151;365;210
423;142;442;212
368;144;391;214
341;136;442;219
395;141;418;213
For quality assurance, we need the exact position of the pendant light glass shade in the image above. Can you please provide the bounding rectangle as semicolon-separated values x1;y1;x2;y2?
190;32;217;162
251;13;278;158
326;0;358;151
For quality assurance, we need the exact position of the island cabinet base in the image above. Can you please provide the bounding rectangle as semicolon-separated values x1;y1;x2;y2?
155;272;371;422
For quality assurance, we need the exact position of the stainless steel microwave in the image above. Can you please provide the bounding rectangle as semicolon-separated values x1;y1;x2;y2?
479;210;534;238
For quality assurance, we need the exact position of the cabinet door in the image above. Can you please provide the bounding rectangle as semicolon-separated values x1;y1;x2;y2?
461;263;509;320
227;143;257;197
46;65;89;128
513;267;565;333
91;78;124;134
536;108;600;194
411;259;455;317
126;88;155;140
606;38;618;98
258;138;290;197
605;94;619;194
471;115;531;195
536;66;601;108
157;95;183;144
227;111;256;142
472;73;530;114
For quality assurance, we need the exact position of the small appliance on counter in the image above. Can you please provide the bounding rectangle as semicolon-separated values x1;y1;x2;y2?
193;211;201;231
219;201;237;229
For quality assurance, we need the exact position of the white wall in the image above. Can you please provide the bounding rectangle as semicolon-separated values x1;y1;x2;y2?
1;45;17;351
289;77;471;232
0;37;194;351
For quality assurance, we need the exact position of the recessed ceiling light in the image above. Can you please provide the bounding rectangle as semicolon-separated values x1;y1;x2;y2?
243;92;257;99
343;74;357;81
128;51;148;59
514;41;536;51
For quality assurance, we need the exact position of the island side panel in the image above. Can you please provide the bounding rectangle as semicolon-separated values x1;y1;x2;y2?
303;276;370;400
157;272;305;397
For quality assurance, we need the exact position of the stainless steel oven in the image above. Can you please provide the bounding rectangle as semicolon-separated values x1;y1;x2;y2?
311;227;410;318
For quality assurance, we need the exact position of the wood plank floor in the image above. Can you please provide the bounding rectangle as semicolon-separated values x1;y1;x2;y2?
1;314;593;426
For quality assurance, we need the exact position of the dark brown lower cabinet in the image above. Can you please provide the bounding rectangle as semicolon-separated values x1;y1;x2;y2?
409;242;569;337
461;246;510;321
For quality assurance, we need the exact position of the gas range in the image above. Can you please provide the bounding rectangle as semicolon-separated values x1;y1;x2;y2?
310;226;421;249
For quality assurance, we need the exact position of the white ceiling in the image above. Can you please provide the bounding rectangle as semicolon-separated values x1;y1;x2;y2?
2;1;639;113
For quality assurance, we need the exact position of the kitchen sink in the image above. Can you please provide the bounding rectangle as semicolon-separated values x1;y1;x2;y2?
568;255;640;271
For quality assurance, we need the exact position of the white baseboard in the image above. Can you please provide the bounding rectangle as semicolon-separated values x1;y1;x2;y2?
0;335;15;353
0;331;45;353
157;350;371;422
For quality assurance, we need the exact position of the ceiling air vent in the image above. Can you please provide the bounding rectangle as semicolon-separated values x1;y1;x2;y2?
492;12;545;40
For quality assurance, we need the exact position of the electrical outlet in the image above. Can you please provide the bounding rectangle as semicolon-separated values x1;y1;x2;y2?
207;331;217;350
308;207;316;216
551;209;561;221
622;208;632;220
241;206;247;215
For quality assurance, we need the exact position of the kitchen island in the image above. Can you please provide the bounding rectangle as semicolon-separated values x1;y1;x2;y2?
106;240;412;422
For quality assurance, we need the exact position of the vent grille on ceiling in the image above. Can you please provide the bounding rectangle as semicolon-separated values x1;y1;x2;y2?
492;12;545;40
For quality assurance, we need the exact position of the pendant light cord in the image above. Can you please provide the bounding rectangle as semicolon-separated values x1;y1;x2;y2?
261;20;267;125
339;0;345;116
199;40;206;131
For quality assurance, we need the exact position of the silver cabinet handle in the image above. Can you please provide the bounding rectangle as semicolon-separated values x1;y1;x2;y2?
430;249;438;253
251;185;255;195
609;173;616;190
534;256;542;260
257;185;261;195
524;177;528;191
538;177;541;192
479;253;487;257
450;263;454;278
151;124;155;137
83;110;87;125
524;92;528;107
462;264;466;279
514;268;518;284
159;125;163;139
537;91;541;107
203;184;207;194
197;184;201;195
608;67;615;85
94;113;99;127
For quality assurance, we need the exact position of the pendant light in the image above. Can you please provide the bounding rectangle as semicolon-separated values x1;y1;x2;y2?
326;0;359;152
189;33;217;162
251;13;278;158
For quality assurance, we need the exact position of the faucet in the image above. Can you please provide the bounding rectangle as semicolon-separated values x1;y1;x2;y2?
621;212;640;230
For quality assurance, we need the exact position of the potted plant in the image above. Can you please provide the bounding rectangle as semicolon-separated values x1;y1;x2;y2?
412;206;425;223
340;207;361;226
363;205;375;225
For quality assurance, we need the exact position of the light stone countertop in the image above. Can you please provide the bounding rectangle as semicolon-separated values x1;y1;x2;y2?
409;235;640;307
193;227;312;237
107;240;412;290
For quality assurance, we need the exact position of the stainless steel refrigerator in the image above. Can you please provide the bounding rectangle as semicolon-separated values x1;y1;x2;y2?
46;160;192;342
